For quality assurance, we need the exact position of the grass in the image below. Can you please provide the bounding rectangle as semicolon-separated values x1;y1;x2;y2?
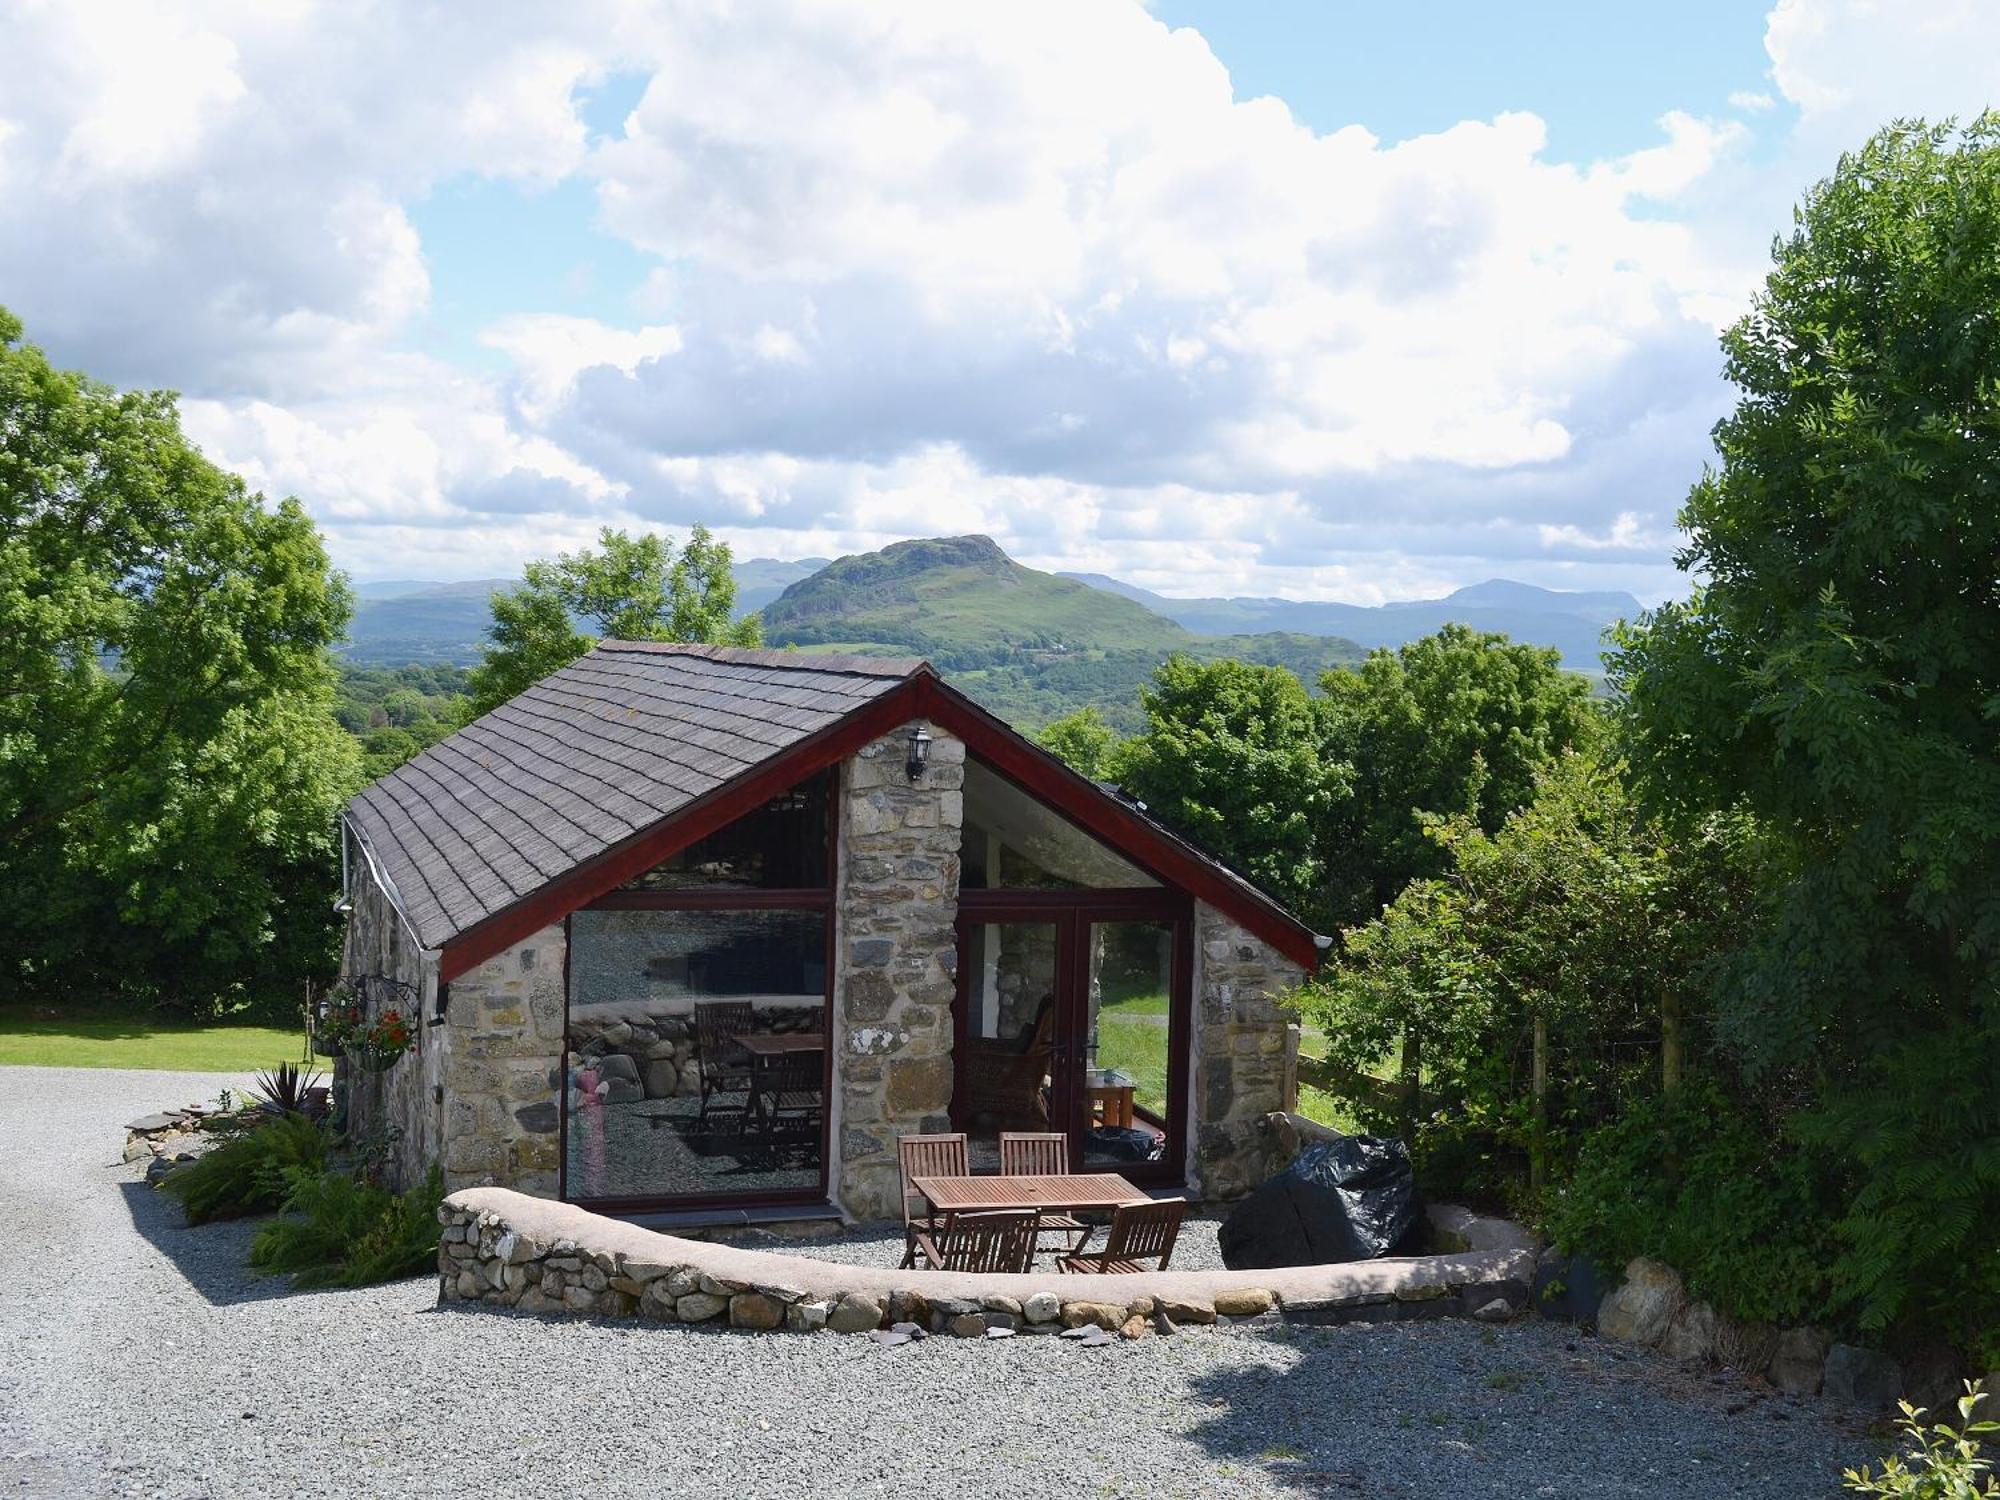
0;1004;307;1073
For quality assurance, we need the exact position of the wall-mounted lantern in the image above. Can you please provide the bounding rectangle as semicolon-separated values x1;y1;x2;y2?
906;725;933;780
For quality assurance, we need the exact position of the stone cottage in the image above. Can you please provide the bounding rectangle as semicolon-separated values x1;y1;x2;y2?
336;642;1323;1225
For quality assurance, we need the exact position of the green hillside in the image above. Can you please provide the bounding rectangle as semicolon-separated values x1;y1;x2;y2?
762;536;1365;731
760;534;1186;665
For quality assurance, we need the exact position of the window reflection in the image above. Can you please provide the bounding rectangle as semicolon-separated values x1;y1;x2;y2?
565;908;828;1203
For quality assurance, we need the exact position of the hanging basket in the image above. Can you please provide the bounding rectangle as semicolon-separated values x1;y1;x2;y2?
311;1033;341;1058
342;1042;408;1074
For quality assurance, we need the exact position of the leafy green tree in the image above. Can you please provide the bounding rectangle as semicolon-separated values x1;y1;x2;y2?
467;526;760;714
1035;706;1119;780
0;308;359;1007
1109;656;1344;915
1611;118;2000;1352
1317;623;1604;928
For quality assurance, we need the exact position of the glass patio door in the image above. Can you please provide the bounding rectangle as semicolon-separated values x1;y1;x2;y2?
953;898;1190;1184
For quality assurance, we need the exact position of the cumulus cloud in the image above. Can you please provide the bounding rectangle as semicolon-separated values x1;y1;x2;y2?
1;0;1991;603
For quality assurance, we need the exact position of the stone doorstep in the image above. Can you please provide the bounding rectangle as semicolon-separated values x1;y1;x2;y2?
435;1188;1539;1344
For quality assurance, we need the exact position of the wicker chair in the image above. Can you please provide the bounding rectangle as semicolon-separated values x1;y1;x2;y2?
1056;1197;1186;1274
998;1131;1090;1256
896;1132;969;1268
910;1209;1038;1275
958;1004;1054;1129
693;1001;755;1127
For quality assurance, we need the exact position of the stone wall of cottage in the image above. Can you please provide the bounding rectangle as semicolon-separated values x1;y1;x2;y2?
436;922;567;1197
1188;903;1305;1200
831;721;965;1219
337;869;442;1189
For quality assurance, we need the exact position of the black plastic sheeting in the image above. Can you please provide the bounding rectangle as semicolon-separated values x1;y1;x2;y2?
1218;1135;1423;1270
1084;1125;1166;1163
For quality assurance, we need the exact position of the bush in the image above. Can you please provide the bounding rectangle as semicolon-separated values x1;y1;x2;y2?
1843;1385;1997;1497
160;1112;330;1224
248;1165;443;1287
1542;1080;1840;1328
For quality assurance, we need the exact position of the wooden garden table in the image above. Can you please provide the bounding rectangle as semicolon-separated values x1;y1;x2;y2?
912;1171;1148;1218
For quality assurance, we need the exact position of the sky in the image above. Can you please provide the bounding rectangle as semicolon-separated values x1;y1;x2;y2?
2;2;1997;605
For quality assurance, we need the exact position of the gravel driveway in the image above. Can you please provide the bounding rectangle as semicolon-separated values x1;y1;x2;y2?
0;1065;1877;1499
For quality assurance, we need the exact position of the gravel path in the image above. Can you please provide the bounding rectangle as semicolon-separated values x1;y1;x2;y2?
0;1065;1879;1499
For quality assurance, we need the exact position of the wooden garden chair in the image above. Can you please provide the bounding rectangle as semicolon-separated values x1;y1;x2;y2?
1056;1197;1186;1274
896;1132;969;1268
910;1209;1038;1275
693;1001;754;1128
998;1131;1091;1256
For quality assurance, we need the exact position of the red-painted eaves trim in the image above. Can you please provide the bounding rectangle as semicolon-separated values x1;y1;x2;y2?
438;670;1322;981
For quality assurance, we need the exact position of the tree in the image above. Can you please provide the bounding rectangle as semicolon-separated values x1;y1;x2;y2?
1611;118;2000;1352
467;526;761;715
1035;706;1119;780
1317;624;1605;929
0;307;360;1008
1109;656;1343;916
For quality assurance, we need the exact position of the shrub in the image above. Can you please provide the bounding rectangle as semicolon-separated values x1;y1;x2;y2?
1843;1385;1997;1497
160;1112;330;1224
248;1165;443;1287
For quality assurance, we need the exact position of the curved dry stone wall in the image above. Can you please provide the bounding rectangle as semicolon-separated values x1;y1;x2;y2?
438;1188;1536;1340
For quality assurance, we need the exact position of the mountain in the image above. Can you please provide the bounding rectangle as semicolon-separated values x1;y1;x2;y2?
757;535;1367;730
1058;572;1641;672
344;561;822;665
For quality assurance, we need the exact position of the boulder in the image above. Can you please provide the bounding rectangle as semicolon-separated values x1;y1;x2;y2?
1531;1250;1615;1325
1022;1292;1061;1325
1118;1314;1150;1340
1660;1300;1721;1363
827;1292;885;1334
1899;1346;1965;1419
1158;1297;1217;1326
1823;1344;1905;1411
787;1299;831;1333
728;1293;785;1330
1472;1298;1514;1323
1060;1301;1128;1331
1213;1288;1276;1318
593;1053;640;1085
1596;1258;1685;1347
600;1078;644;1105
675;1292;728;1322
1768;1326;1831;1396
948;1313;987;1338
641;1060;682;1098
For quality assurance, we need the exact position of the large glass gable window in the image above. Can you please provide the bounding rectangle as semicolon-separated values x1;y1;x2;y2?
960;758;1159;889
564;769;833;1209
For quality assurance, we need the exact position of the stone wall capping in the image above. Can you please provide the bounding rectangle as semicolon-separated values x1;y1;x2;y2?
440;1188;1536;1336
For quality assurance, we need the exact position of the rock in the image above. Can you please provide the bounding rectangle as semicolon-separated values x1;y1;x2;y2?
619;1258;676;1285
729;1293;785;1330
984;1326;1016;1339
1153;1311;1177;1336
1213;1288;1276;1318
1060;1301;1128;1331
664;1267;701;1299
1022;1292;1061;1324
594;1051;639;1083
1768;1326;1831;1396
1823;1344;1905;1411
1661;1300;1721;1362
561;1286;597;1313
1900;1346;1964;1419
1118;1314;1150;1340
1713;1316;1779;1376
675;1292;728;1322
1158;1297;1217;1326
1394;1282;1446;1303
1531;1250;1614;1325
981;1295;1024;1318
981;1310;1021;1333
1596;1259;1685;1347
868;1329;912;1347
887;1289;929;1327
1472;1298;1514;1324
642;1060;681;1098
827;1292;885;1334
948;1313;987;1338
1124;1295;1156;1318
888;1321;928;1340
697;1272;746;1297
787;1299;831;1333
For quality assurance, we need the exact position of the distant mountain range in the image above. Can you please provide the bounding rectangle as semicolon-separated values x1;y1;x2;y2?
1061;572;1639;673
343;535;1633;729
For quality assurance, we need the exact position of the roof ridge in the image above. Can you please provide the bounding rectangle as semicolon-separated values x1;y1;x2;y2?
593;640;928;677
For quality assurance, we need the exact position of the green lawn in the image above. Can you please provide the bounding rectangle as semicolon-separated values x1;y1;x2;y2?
0;1006;307;1073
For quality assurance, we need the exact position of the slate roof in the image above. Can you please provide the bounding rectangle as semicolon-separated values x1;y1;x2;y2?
344;642;925;951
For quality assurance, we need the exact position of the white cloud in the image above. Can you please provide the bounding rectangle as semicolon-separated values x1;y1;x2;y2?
4;0;1994;604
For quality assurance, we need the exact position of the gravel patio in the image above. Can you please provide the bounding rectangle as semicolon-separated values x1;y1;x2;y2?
0;1065;1879;1499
